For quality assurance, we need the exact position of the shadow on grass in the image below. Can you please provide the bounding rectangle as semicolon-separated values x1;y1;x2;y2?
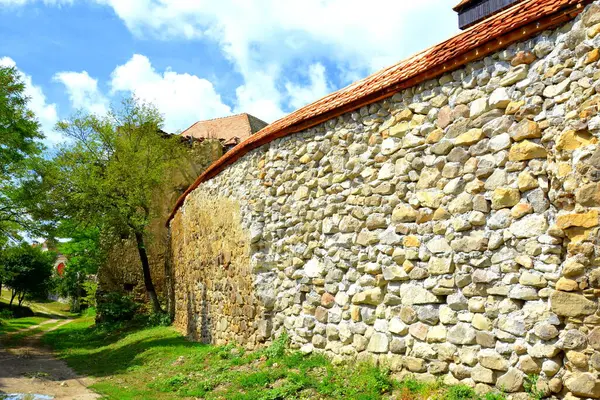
43;320;211;378
0;300;71;320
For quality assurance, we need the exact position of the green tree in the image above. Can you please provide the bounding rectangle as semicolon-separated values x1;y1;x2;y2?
46;97;185;312
0;65;47;245
53;223;103;311
0;243;55;306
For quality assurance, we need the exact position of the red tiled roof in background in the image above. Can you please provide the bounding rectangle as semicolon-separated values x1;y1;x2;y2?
181;113;267;146
167;0;591;225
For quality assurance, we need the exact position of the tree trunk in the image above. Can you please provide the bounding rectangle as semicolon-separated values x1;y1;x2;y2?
18;292;24;307
10;290;17;307
164;228;175;321
134;230;162;313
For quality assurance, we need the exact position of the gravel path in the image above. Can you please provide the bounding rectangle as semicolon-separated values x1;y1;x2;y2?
0;320;99;400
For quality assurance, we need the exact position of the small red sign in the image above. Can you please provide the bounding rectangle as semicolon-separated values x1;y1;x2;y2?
57;262;65;276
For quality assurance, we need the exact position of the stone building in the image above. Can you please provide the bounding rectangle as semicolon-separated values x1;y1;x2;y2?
180;113;268;152
167;0;600;397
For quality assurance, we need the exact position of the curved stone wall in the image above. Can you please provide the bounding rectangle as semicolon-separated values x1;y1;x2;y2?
170;4;600;397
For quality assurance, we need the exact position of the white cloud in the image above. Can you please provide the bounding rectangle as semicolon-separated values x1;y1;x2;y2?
91;0;457;121
110;54;232;133
53;70;108;115
0;57;61;146
286;63;330;110
4;0;458;126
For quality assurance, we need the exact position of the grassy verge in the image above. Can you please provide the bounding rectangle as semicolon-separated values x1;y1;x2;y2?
2;319;66;346
43;314;507;400
0;316;48;336
0;289;74;319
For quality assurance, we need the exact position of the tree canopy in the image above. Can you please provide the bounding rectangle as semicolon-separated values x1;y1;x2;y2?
0;243;56;307
45;97;186;312
0;65;47;246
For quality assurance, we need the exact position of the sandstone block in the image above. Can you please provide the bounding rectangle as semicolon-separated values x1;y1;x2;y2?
456;128;485;146
556;210;599;230
576;183;600;207
556;130;598;151
367;332;389;353
400;284;441;305
352;288;383;306
550;291;597;317
447;323;476;345
510;119;541;141
496;368;523;393
428;256;454;275
492;188;520;209
479;349;509;371
517;171;538;192
565;373;600;398
556;277;579;292
508;140;547;161
509;214;548;238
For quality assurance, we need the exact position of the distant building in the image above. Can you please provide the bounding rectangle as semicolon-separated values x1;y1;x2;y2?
180;113;268;151
35;240;67;277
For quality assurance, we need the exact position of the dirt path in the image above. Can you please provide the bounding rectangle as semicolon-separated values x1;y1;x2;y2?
0;320;100;400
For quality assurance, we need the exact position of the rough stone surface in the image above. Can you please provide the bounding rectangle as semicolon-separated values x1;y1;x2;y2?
169;7;600;397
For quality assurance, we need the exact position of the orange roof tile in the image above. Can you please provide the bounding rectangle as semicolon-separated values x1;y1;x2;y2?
167;0;591;225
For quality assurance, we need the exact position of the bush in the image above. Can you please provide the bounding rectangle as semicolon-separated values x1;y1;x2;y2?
146;311;172;327
0;309;13;320
96;292;139;323
81;281;98;308
264;331;289;360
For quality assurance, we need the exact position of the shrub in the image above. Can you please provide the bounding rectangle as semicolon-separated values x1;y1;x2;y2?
81;281;98;308
96;292;139;323
146;311;172;327
264;331;289;360
446;384;477;400
0;309;13;320
524;374;543;400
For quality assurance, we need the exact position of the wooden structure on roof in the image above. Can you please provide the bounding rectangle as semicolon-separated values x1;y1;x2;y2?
454;0;524;29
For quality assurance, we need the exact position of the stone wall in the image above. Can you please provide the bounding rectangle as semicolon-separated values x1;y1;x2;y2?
170;4;600;397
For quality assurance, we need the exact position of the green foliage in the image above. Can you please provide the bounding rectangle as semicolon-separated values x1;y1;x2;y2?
145;311;171;327
372;368;394;394
43;96;187;312
0;66;47;245
446;384;477;400
0;242;56;306
96;292;139;323
47;97;185;234
44;315;510;400
81;280;98;308
0;309;12;320
264;331;289;360
524;374;543;400
483;392;507;400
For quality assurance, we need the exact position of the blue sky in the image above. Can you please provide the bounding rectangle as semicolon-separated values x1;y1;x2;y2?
0;0;459;148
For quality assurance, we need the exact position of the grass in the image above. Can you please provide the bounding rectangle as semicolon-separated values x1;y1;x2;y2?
42;314;508;400
0;289;74;319
2;319;66;346
0;316;48;336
